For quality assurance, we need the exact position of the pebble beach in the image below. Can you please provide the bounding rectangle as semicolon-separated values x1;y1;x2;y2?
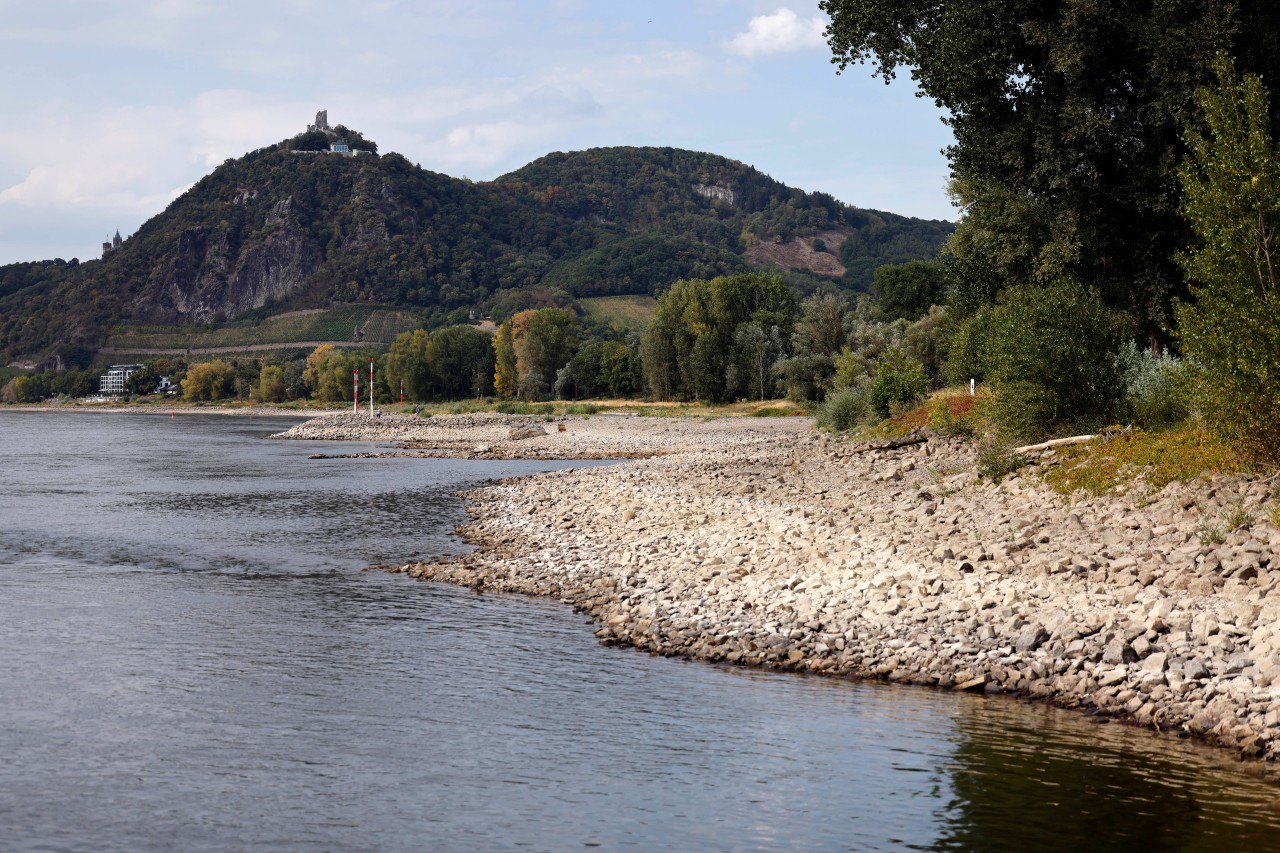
276;410;1280;768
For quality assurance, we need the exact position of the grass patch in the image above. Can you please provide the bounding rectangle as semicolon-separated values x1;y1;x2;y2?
578;295;658;331
1042;427;1249;497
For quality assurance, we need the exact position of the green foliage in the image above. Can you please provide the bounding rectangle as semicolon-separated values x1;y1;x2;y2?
386;324;495;401
182;360;236;402
258;365;287;403
975;436;1025;483
980;282;1127;441
823;0;1280;336
639;273;795;402
867;348;928;418
873;260;949;321
816;386;868;432
510;308;578;400
1115;340;1189;429
555;340;641;399
1176;57;1280;463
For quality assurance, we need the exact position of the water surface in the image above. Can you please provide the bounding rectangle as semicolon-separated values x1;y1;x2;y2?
2;410;1278;852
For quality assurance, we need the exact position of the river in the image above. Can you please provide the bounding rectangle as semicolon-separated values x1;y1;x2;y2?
2;410;1278;852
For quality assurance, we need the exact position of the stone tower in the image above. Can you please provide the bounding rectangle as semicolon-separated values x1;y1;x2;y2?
308;110;332;134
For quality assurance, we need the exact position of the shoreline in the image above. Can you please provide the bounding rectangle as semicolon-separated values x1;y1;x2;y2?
284;411;1280;772
1;403;326;417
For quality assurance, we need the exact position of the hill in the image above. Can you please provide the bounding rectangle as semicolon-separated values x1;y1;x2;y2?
0;132;952;364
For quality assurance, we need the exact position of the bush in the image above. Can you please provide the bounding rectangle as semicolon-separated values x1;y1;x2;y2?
867;348;928;419
816;386;868;432
981;281;1127;441
975;436;1025;482
1115;340;1189;429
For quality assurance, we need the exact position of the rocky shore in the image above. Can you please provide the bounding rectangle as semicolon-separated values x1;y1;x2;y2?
280;412;1280;767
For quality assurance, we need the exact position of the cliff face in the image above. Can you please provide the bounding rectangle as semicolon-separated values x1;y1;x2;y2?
137;220;324;324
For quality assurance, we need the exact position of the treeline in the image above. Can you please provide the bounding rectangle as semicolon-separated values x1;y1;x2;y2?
817;1;1280;462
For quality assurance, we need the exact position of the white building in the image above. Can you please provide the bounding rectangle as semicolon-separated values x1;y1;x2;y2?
98;364;143;396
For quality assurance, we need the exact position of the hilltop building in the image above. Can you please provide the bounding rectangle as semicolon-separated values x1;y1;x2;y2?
293;111;369;157
101;229;124;258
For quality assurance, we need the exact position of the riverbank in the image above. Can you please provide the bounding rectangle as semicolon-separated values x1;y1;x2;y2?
3;403;322;417
282;411;1280;769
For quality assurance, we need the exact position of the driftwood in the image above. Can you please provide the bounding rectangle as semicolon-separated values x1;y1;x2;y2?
847;433;929;454
1014;434;1096;454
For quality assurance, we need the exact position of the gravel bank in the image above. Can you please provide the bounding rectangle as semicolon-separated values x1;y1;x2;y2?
282;412;1280;766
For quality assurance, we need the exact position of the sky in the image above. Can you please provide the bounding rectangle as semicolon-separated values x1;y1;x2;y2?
0;0;956;266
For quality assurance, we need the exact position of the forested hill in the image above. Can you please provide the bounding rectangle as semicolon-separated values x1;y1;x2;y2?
0;133;952;363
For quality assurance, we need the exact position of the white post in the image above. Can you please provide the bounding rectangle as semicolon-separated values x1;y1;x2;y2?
369;358;375;417
969;377;976;397
353;369;359;413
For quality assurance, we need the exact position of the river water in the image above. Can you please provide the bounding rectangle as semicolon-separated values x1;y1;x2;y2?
3;410;1280;852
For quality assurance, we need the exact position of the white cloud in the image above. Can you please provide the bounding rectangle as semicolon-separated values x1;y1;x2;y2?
725;8;827;58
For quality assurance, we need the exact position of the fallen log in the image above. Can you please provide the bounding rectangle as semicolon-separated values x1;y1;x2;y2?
847;433;929;454
1014;434;1096;454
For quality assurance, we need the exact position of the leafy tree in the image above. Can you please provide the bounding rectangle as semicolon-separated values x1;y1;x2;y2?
822;0;1280;334
556;340;640;399
258;364;287;403
427;325;495;399
1176;57;1280;461
182;360;236;402
873;260;949;321
510;308;578;400
868;347;929;417
125;364;160;395
980;281;1127;440
640;273;795;402
493;322;517;398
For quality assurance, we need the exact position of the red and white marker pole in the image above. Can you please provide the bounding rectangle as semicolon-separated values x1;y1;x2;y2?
399;379;404;407
353;369;359;413
369;358;375;418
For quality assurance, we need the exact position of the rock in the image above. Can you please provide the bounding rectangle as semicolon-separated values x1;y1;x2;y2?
508;425;548;440
1141;652;1169;673
1103;639;1139;665
1015;625;1050;653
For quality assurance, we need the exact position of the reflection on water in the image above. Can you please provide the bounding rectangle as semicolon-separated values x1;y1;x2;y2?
1;411;1278;853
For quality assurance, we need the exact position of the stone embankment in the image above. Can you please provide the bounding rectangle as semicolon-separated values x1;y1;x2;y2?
282;412;1280;765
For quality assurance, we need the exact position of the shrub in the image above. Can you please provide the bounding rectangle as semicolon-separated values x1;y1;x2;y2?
981;281;1127;441
1115;340;1189;429
927;391;981;437
975;436;1025;482
816;386;868;432
867;348;929;419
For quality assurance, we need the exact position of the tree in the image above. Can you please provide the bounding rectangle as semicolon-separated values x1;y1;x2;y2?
258;364;287;403
511;309;578;398
640;273;795;402
873;260;949;321
426;325;495;399
822;0;1280;334
182;360;235;402
493;323;517;398
1176;57;1280;461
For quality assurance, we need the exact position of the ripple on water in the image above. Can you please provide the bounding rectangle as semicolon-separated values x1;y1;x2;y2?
2;411;1279;853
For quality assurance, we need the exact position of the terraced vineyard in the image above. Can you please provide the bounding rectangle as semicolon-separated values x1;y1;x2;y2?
104;306;424;354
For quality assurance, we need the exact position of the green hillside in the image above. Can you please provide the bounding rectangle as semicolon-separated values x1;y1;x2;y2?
0;134;952;364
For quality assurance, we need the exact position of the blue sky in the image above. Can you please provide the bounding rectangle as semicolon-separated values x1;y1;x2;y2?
0;1;955;265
